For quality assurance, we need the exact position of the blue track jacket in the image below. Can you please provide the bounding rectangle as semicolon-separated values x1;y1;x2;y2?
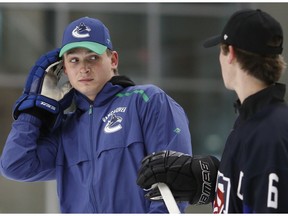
0;76;192;213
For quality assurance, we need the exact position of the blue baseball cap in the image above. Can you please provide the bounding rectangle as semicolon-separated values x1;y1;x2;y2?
59;17;113;57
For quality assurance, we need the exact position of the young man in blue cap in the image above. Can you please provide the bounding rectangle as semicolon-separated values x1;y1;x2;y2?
0;17;192;213
137;9;288;213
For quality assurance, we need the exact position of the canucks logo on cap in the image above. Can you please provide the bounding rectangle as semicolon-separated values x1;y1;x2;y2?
72;22;91;38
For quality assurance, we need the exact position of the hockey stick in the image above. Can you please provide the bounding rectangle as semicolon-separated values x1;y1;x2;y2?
152;183;181;214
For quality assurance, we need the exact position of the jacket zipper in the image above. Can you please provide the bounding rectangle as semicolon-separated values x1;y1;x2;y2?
89;104;98;212
89;104;93;115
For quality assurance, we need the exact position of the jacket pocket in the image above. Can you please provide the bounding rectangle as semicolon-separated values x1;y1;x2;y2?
97;141;142;158
56;135;91;167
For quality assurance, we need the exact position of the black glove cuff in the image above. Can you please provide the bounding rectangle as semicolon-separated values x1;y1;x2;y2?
189;155;219;205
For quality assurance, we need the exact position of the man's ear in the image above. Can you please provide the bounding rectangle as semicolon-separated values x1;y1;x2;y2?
228;45;235;64
111;51;119;69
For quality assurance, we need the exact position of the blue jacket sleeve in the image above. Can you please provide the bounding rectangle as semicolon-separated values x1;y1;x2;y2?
140;88;192;155
0;113;58;182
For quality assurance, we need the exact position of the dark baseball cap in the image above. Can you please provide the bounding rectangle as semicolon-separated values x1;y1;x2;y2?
203;9;283;55
59;17;113;57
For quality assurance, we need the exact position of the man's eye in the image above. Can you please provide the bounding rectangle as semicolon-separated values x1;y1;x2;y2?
90;55;98;60
70;58;77;63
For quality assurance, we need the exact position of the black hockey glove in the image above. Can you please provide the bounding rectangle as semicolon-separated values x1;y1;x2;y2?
13;48;74;131
137;150;219;205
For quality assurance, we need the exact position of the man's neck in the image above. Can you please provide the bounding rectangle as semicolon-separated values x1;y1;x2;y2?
235;72;268;104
